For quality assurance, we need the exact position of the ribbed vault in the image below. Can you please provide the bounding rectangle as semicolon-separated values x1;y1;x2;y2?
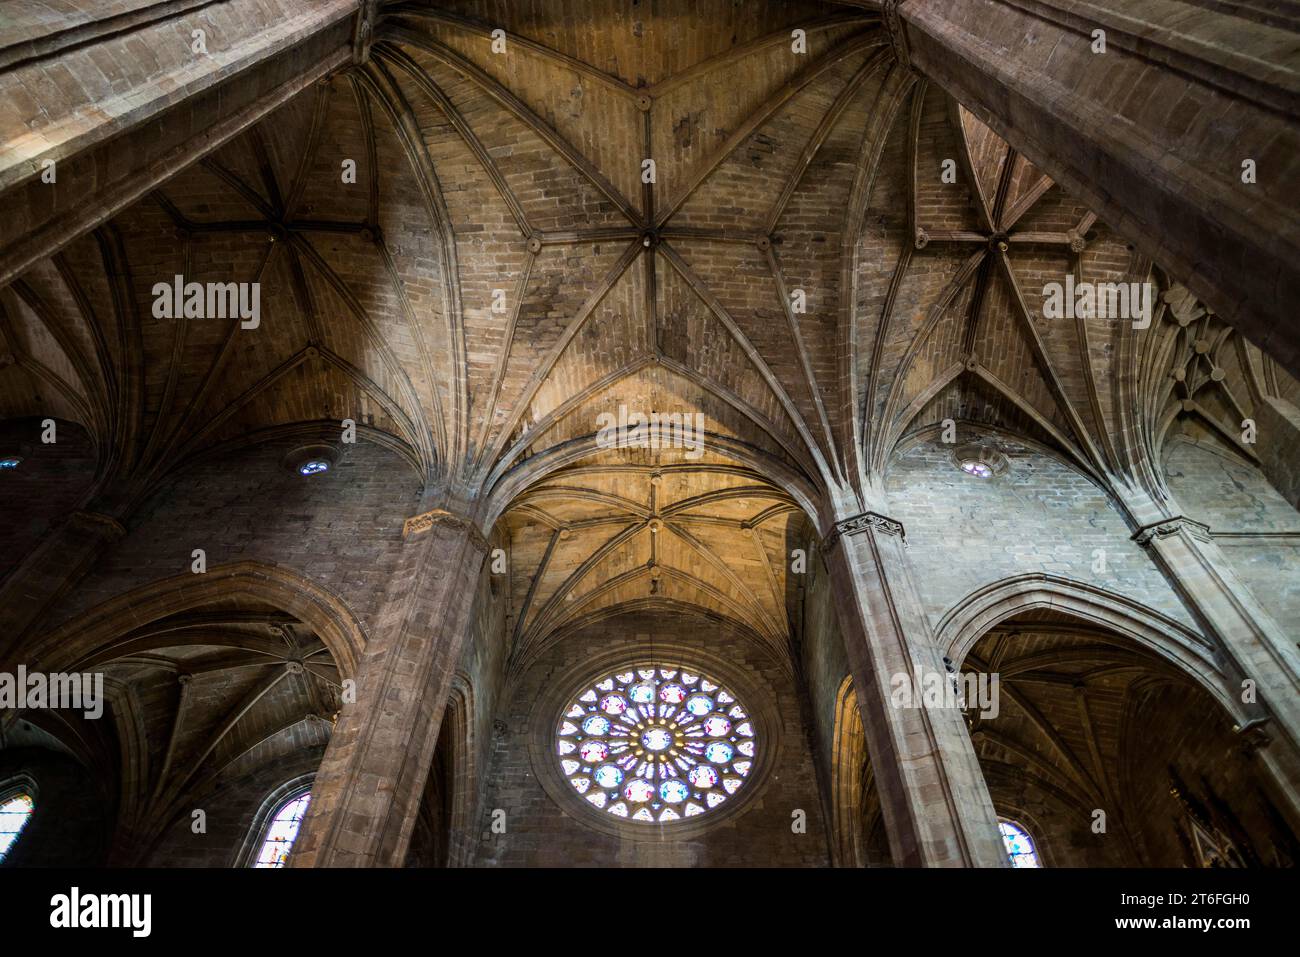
2;0;1297;661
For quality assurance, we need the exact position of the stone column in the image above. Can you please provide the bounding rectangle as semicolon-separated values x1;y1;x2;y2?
1133;515;1300;804
289;506;489;868
892;0;1300;377
825;511;1007;867
0;508;125;659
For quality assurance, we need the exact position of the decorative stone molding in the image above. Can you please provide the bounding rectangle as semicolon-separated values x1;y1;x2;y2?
401;507;490;553
825;511;906;550
881;0;913;70
1132;516;1212;548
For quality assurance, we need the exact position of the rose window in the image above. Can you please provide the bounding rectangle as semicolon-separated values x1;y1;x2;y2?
556;666;757;824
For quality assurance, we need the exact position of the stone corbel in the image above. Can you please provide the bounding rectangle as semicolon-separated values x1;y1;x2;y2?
824;511;906;550
402;507;491;554
1131;515;1213;548
1233;715;1272;756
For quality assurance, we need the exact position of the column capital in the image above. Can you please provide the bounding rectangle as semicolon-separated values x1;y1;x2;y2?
1132;515;1212;548
825;510;906;550
401;507;490;553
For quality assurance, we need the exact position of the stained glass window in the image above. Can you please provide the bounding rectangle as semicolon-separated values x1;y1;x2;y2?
0;792;34;861
960;459;993;478
298;459;329;476
556;665;756;824
999;819;1041;868
253;792;311;868
0;457;21;470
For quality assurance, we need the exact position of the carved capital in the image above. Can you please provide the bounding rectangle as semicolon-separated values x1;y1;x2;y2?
1132;515;1212;548
825;511;905;550
881;0;913;70
402;508;490;554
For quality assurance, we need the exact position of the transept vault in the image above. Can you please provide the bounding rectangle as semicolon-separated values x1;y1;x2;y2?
0;0;1297;888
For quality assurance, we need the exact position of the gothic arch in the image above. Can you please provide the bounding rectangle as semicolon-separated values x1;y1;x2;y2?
829;675;866;867
481;430;826;533
440;675;477;868
934;573;1240;723
27;560;368;678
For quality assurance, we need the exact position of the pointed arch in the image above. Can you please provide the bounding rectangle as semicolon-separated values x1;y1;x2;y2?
935;573;1236;722
29;561;367;679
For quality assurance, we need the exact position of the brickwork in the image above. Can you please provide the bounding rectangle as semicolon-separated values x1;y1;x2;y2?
146;738;326;867
901;0;1300;377
48;438;422;636
0;0;358;286
1165;437;1300;629
0;417;96;581
884;436;1197;632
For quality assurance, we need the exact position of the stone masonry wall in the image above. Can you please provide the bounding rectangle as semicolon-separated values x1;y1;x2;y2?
45;437;423;637
884;436;1197;632
472;610;830;867
1164;436;1300;632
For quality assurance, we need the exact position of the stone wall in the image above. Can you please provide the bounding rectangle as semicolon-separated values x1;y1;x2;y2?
884;436;1197;631
0;417;96;582
46;436;422;636
472;609;830;867
1164;436;1300;631
0;743;109;867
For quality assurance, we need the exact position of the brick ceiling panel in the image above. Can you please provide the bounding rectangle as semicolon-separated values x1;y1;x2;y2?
287;83;378;227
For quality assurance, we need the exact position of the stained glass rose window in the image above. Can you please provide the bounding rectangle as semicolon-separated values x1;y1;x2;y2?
556;665;756;824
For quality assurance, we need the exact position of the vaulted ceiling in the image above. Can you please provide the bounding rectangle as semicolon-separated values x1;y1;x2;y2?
2;0;1296;655
4;598;340;863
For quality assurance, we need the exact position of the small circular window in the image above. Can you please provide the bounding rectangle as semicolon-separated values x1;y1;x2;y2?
298;459;330;476
556;665;757;824
0;457;22;470
950;442;1008;479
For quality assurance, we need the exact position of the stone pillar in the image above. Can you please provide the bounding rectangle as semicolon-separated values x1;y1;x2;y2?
894;0;1300;377
825;511;1007;867
1133;515;1300;802
0;508;125;659
289;506;489;868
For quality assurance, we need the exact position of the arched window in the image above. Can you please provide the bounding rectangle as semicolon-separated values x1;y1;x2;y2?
999;818;1041;868
252;791;311;868
0;791;35;861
